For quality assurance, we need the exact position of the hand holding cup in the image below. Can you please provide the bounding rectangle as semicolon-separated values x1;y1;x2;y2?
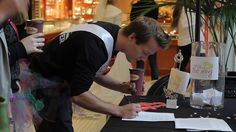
21;33;45;54
25;19;44;35
120;82;136;94
23;19;45;54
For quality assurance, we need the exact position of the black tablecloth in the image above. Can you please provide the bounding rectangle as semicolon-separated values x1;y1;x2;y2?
101;96;236;132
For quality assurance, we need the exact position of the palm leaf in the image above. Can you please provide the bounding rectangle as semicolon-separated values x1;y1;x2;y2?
157;0;236;66
137;0;236;64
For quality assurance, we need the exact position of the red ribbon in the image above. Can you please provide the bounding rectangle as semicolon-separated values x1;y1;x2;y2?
139;102;166;111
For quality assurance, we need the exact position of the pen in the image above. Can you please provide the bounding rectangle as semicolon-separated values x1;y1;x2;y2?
124;95;131;104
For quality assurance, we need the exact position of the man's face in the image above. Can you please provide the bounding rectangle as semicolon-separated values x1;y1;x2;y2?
124;34;159;62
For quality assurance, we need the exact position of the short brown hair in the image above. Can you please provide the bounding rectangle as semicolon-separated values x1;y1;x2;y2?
122;16;171;48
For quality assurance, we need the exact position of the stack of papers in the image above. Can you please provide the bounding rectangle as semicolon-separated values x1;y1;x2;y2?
191;88;223;106
175;118;232;131
122;111;175;122
122;112;232;132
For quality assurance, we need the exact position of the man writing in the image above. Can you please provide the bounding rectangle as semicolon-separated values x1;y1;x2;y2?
29;16;171;132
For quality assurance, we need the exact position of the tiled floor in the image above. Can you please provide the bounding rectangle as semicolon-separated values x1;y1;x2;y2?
72;76;155;132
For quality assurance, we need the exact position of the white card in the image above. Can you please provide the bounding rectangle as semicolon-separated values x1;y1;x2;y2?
166;99;178;109
167;68;190;95
190;56;219;80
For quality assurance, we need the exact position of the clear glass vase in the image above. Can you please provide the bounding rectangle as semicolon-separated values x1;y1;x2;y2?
190;41;226;109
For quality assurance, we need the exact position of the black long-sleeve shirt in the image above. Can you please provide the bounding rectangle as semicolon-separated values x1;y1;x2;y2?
30;21;120;96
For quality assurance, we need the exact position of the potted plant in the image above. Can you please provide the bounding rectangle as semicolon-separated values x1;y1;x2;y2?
158;0;236;98
155;0;235;65
133;0;236;97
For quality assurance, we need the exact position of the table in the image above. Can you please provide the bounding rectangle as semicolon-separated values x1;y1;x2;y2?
101;96;236;132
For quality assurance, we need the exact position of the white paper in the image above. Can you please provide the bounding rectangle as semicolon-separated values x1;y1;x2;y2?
175;118;232;132
190;56;219;80
191;93;204;106
203;88;223;106
191;88;223;107
167;68;190;95
122;111;175;122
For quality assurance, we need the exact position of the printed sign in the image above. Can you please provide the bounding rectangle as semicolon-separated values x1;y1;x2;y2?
190;56;219;80
167;68;190;95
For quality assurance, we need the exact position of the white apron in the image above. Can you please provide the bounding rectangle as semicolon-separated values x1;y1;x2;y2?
60;24;114;76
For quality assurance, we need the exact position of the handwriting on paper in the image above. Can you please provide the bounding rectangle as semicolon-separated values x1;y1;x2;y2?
190;56;219;80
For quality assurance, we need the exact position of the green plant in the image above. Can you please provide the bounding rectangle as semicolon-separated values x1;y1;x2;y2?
132;0;236;69
157;0;236;69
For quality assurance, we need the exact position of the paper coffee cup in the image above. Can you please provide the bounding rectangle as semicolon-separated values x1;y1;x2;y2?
129;68;144;95
26;19;44;34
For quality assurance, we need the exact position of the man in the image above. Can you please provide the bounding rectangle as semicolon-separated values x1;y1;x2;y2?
30;16;171;132
130;0;160;80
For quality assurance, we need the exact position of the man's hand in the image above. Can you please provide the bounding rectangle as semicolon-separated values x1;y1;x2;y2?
94;75;138;94
120;82;136;94
119;103;141;118
21;33;45;54
72;91;142;119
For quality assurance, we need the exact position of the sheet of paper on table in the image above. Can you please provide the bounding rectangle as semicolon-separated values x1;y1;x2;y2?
122;111;175;122
175;118;232;132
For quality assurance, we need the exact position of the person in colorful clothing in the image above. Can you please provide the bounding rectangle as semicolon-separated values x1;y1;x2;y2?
0;0;44;131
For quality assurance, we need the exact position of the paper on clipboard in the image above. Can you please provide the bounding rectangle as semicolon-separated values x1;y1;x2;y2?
122;111;175;122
